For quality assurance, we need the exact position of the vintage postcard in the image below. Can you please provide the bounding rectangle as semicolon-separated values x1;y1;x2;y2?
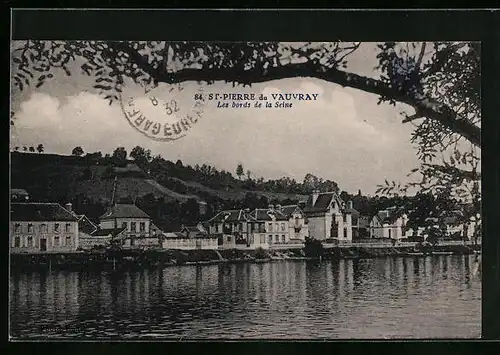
10;37;481;340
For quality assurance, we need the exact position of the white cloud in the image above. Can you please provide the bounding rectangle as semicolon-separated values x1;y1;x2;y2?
11;77;420;194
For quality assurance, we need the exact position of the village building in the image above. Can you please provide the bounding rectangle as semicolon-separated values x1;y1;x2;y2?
99;204;160;248
248;205;290;245
439;210;480;242
343;201;370;240
206;209;268;249
10;202;80;253
162;224;218;250
303;190;353;242
369;206;409;240
275;204;309;242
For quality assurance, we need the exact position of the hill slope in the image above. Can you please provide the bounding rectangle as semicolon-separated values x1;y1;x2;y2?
10;152;307;206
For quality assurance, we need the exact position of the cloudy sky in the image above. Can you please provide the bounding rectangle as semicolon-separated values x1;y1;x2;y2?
10;42;421;195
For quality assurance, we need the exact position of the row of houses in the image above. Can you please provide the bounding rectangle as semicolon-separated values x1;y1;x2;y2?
9;189;480;254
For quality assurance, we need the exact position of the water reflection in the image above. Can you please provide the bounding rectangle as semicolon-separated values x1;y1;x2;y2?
10;255;481;339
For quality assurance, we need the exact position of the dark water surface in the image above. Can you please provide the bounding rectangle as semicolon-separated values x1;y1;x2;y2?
10;255;481;339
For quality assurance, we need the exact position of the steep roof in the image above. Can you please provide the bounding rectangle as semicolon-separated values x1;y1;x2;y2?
280;205;303;218
100;204;150;220
249;208;288;221
303;192;345;213
208;209;256;223
373;206;406;225
10;203;78;222
77;215;98;235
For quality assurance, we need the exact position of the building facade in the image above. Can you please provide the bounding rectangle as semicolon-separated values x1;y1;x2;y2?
276;204;309;242
10;202;80;253
99;204;158;248
303;190;353;242
369;207;409;240
207;209;268;249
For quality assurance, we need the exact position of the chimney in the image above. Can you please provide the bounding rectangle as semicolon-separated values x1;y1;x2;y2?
244;208;250;213
268;204;274;210
65;202;72;212
298;201;306;209
312;189;320;206
275;204;282;211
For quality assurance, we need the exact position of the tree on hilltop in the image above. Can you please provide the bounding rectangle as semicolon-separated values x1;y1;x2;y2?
72;146;84;156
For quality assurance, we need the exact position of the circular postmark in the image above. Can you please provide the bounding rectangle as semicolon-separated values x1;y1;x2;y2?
118;82;205;141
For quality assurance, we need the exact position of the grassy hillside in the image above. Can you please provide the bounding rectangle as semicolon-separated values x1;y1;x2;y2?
10;152;307;206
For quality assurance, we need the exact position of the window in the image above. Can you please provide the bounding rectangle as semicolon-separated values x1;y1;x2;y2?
275;235;279;243
281;223;285;231
140;222;145;232
14;223;21;233
27;236;33;247
66;236;72;246
40;223;47;233
54;223;60;232
227;236;232;242
388;229;392;239
260;235;265;244
65;223;72;232
281;235;286;243
14;236;20;248
131;222;137;232
54;236;60;246
122;222;128;230
267;235;273;244
268;223;273;232
28;223;34;233
140;234;145;238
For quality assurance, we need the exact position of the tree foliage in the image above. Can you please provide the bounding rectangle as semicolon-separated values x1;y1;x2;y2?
72;146;84;156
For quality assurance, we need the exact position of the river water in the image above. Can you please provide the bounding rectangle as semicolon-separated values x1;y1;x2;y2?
9;254;481;340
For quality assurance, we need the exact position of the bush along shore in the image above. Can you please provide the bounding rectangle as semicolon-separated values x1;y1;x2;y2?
10;242;481;272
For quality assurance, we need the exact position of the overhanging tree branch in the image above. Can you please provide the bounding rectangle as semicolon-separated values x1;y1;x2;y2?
154;62;481;147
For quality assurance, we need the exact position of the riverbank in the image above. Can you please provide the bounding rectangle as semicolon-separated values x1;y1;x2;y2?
10;242;481;272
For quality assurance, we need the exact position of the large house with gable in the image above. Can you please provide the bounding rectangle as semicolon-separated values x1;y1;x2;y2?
303;190;353;242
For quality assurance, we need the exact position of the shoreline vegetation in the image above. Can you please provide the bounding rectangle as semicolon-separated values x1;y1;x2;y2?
10;242;481;272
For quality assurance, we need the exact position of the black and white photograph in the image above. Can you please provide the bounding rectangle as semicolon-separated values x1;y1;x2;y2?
9;21;482;340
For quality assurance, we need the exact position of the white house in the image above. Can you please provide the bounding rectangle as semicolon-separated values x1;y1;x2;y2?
369;206;409;240
10;202;80;253
303;190;353;242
